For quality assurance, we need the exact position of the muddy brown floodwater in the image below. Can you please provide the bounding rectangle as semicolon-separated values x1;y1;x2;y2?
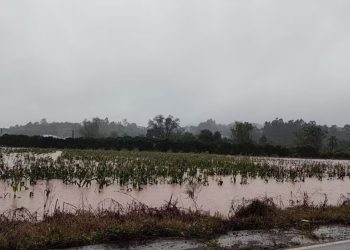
1;175;350;217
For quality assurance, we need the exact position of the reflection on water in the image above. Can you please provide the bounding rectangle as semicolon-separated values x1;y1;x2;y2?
1;175;350;216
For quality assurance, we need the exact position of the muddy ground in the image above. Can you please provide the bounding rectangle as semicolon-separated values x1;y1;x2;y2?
63;225;350;249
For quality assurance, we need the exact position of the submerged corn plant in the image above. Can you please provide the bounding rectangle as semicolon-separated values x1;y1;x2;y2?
0;148;350;192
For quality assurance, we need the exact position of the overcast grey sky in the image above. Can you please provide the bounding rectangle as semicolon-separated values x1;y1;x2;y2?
1;0;350;128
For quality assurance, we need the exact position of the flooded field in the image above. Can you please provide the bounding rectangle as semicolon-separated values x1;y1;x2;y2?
1;148;350;217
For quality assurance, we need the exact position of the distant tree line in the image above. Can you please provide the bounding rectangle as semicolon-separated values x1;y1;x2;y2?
2;118;146;138
0;134;290;157
1;116;350;158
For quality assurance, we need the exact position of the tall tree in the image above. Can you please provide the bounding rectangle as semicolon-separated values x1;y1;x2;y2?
147;115;180;139
213;131;222;143
327;136;338;153
147;115;165;138
80;118;101;138
263;118;305;145
198;129;214;143
164;115;180;138
259;135;268;145
296;122;327;151
231;122;254;144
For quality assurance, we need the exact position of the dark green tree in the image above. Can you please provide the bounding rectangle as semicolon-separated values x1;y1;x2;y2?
180;132;196;142
198;129;214;143
147;115;165;138
80;118;101;138
147;115;180;139
213;131;222;143
231;122;254;144
327;136;337;153
263;118;305;145
164;115;180;138
296;122;327;152
259;135;268;145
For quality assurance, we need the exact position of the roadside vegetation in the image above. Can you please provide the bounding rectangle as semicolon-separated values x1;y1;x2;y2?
1;197;350;250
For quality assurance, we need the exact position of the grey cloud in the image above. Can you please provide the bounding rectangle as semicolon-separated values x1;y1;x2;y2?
1;0;350;127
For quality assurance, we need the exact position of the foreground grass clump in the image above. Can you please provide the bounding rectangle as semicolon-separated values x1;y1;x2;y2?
1;199;350;250
229;198;350;231
0;200;225;250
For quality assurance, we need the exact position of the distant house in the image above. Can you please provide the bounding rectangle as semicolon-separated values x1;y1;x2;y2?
42;134;63;139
